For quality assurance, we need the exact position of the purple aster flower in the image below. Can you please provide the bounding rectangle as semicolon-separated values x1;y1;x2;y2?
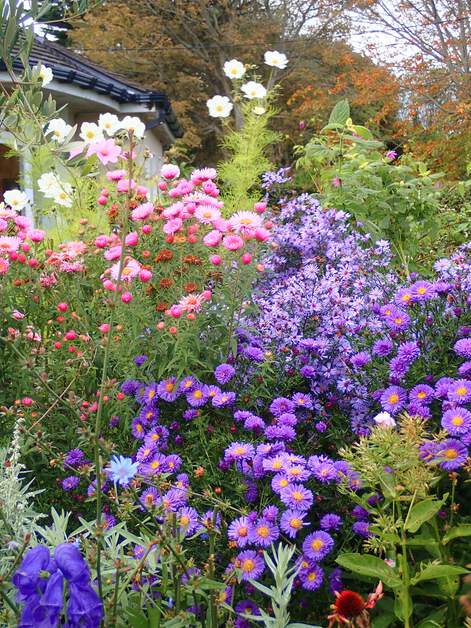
394;287;413;306
214;363;236;384
139;453;167;476
179;376;197;393
205;384;221;399
407;403;431;420
264;424;296;441
164;454;182;473
139;405;159;426
292;392;313;409
409;384;434;405
320;513;343;531
225;442;255;462
136;444;156;463
133;354;148;366
397;341;420;365
243;345;265;362
280;483;314;511
436;439;468;470
141;383;159;405
159;488;188;512
419;440;440;462
228;516;253;547
263;454;288;473
157;378;180;402
250;518;280;547
131;417;146;439
235;600;260;619
144;426;169;449
244;414;266;431
458;361;471;377
352;505;369;520
454;338;471;359
350;351;371;369
262;505;279;521
177;507;199;535
276;412;298;426
271;474;291;494
380;386;406;414
447;379;471;403
280;509;308;538
300;365;316;378
269;397;295;416
385;308;411;332
140;487;160;509
372;338;394;357
312;461;338;483
186;385;208;407
435;377;455;398
300;563;324;591
302;531;334;561
316;421;327;432
61;476;80;491
236;550;265;581
64;449;86;468
120;379;141;396
410;280;434;302
212;391;236;407
353;521;372;538
234;410;253;423
285;464;311;482
183;408;199;421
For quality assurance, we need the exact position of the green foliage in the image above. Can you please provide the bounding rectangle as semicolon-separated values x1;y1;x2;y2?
296;99;444;271
218;101;280;216
338;416;469;627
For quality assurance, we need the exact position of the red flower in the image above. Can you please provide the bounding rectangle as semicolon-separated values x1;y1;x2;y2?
335;590;365;619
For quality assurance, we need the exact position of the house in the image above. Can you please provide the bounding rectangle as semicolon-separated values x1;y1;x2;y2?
0;37;183;218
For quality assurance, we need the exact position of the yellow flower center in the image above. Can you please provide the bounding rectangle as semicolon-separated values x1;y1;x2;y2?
242;559;255;572
311;539;324;551
388;393;399;404
452;416;464;426
444;448;458;459
193;390;203;399
308;572;318;582
238;526;248;537
180;515;190;525
456;386;468;396
273;460;282;469
257;526;269;538
417;391;426;399
280;479;289;488
417;287;426;294
290;518;302;529
292;491;303;501
166;383;174;392
234;447;246;456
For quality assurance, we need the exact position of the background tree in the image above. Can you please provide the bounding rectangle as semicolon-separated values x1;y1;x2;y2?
64;0;400;163
349;0;471;176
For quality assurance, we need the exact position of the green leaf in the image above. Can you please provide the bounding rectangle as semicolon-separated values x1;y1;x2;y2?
443;524;471;544
416;606;448;627
404;497;445;533
336;553;401;588
411;563;468;585
328;99;350;125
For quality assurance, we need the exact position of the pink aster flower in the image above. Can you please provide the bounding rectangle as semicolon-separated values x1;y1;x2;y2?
178;293;204;313
161;164;180;180
163;218;183;234
87;139;122;165
117;178;136;193
110;257;141;282
27;228;46;242
229;211;262;235
203;230;222;247
0;218;7;232
223;234;244;251
195;205;221;224
131;202;154;221
13;215;32;229
61;240;87;257
190;168;217;184
104;245;122;261
0;236;21;253
0;258;9;274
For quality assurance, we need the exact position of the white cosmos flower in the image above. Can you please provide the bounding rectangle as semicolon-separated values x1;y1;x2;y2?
38;64;53;86
373;412;396;428
79;122;103;144
98;113;120;136
223;59;246;80
3;189;28;212
121;116;146;138
38;172;61;199
53;182;73;207
206;95;233;118
46;118;73;143
241;81;267;100
264;50;288;69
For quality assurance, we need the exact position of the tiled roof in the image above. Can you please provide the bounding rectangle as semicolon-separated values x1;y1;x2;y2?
2;37;183;138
